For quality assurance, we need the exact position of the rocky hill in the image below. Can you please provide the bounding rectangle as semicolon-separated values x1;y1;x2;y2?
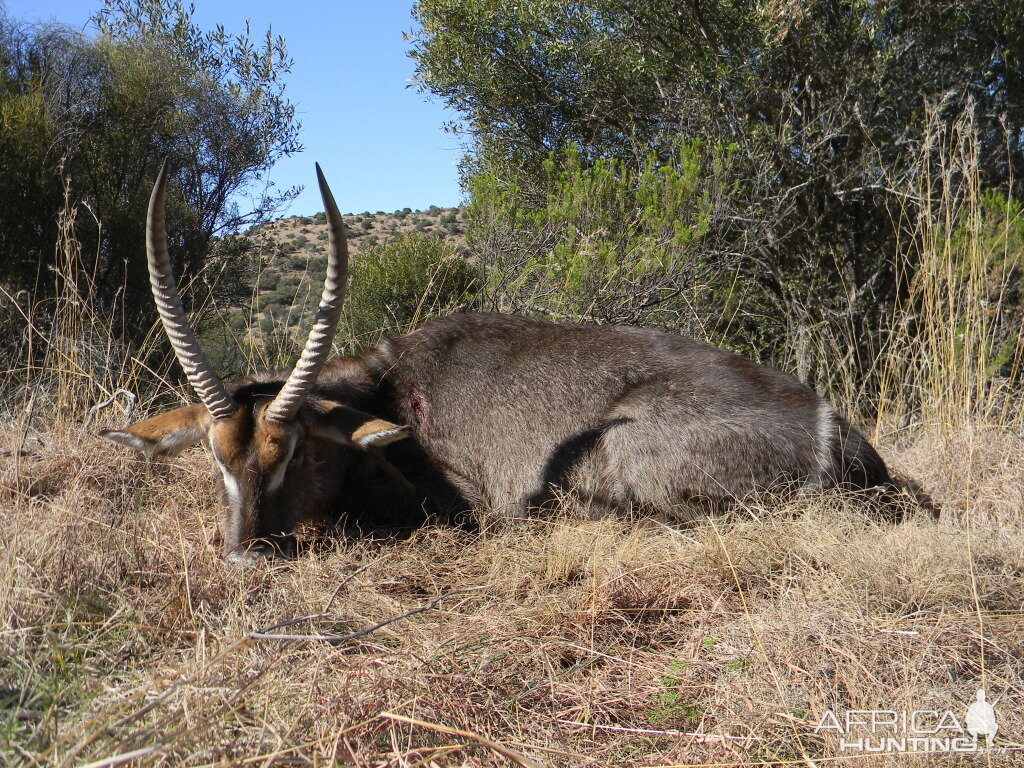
233;205;467;331
248;204;466;263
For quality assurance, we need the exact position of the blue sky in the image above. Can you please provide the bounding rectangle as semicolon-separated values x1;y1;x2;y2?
4;0;465;218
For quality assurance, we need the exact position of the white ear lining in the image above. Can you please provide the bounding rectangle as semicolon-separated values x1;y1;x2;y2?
354;425;411;449
101;426;204;457
312;419;411;450
155;424;208;457
100;430;155;453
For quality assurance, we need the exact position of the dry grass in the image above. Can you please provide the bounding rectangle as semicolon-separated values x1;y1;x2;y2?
1;419;1021;767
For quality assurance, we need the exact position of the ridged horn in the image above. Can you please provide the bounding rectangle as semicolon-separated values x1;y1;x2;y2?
264;164;349;422
147;162;237;419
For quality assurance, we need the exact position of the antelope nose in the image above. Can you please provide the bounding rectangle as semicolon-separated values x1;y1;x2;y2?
224;548;273;567
223;536;296;565
224;542;278;566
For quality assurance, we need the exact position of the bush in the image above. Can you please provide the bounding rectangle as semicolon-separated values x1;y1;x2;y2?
344;232;482;346
466;141;730;334
256;271;280;291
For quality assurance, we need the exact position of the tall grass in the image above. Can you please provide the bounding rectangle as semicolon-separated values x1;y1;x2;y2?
877;104;1024;432
0;180;153;443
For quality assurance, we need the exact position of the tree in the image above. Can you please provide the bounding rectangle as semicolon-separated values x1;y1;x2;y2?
411;0;1024;388
0;0;300;344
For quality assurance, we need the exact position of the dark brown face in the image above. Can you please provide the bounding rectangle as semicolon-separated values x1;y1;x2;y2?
207;404;307;561
102;394;412;563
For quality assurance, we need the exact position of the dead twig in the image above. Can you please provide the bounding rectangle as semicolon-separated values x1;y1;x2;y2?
250;586;486;643
255;553;394;635
80;388;137;441
553;718;761;743
380;711;548;768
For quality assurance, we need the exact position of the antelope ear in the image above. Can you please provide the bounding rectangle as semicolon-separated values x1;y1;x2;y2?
100;404;211;457
308;402;410;449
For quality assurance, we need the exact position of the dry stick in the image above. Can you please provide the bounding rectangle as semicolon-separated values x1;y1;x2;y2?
380;712;548;768
81;388;137;435
554;719;759;744
255;553;394;635
76;747;156;768
250;587;486;643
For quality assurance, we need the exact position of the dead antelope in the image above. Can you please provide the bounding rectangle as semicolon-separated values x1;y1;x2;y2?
103;165;902;562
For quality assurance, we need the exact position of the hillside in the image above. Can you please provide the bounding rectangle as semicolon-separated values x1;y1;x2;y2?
230;206;467;337
248;205;467;262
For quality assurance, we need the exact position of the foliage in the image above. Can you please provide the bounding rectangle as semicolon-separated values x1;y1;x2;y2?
468;141;737;335
0;0;299;346
344;232;482;346
412;0;1024;390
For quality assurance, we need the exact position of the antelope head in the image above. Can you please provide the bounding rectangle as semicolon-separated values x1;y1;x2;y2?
102;165;410;562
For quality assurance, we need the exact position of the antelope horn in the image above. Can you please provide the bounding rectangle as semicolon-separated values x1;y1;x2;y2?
264;164;349;422
147;162;237;419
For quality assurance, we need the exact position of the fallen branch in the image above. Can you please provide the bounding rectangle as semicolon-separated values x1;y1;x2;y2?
80;388;137;440
380;712;547;768
554;718;760;743
250;587;486;643
77;747;156;768
255;554;393;635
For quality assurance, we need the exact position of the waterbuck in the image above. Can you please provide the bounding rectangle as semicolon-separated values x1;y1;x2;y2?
102;165;898;562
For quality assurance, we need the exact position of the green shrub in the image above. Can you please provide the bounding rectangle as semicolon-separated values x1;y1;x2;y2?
466;140;729;332
256;271;279;291
344;232;482;346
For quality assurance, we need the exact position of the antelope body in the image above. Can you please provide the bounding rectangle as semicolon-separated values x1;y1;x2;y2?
103;166;893;561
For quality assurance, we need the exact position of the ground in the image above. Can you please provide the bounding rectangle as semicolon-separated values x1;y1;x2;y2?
1;421;1022;766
